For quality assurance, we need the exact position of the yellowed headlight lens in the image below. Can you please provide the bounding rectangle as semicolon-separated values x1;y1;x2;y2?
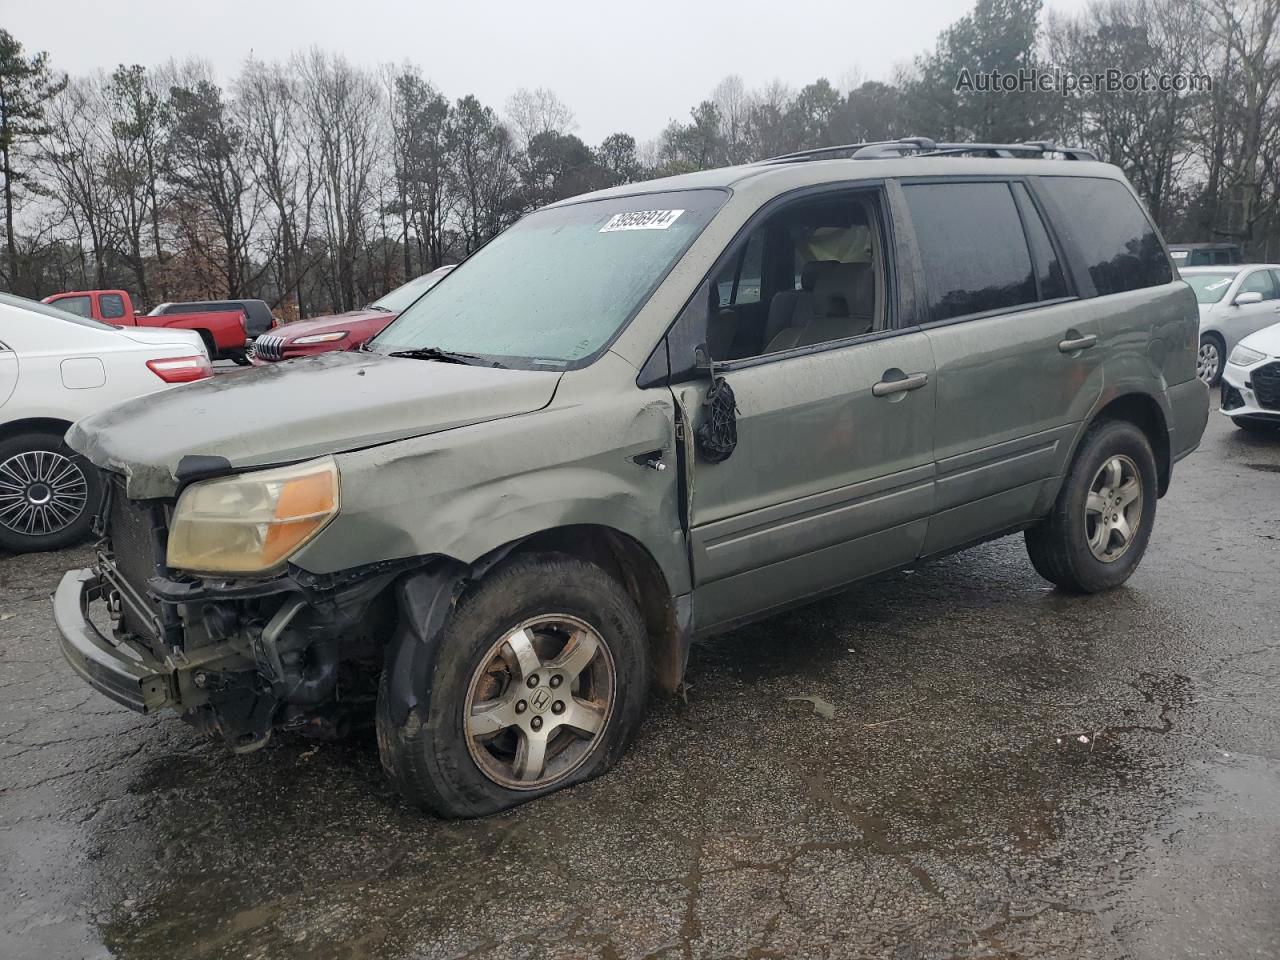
166;458;339;575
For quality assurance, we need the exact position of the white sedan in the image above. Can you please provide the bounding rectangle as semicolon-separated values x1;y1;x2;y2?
0;292;212;552
1220;320;1280;432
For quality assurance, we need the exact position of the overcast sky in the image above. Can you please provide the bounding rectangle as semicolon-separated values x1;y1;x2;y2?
7;0;1093;145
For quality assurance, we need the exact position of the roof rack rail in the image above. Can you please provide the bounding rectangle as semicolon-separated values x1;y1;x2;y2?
760;137;1097;164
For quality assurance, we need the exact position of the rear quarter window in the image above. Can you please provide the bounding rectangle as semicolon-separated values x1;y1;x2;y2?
1036;177;1172;296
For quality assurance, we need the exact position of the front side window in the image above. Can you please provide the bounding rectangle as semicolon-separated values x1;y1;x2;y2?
1037;177;1173;296
1237;269;1278;300
371;190;726;368
53;295;92;318
903;181;1036;322
706;191;889;361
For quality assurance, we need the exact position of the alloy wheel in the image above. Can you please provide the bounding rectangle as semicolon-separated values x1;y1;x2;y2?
0;450;90;537
1197;340;1221;384
464;614;615;790
1085;454;1143;563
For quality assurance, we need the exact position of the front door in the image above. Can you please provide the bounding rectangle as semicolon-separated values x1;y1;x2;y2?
1224;268;1280;352
671;187;936;631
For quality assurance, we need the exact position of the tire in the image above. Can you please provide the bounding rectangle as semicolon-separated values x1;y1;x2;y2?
1197;333;1224;386
0;431;103;553
1025;419;1158;594
230;352;251;367
377;553;650;818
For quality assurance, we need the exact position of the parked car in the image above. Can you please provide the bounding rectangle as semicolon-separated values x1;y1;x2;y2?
1169;242;1244;267
56;139;1208;817
1220;321;1280;432
250;266;454;363
1179;264;1280;385
42;289;253;363
0;291;211;553
149;299;277;339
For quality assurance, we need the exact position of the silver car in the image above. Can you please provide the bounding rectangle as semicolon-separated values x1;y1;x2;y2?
1181;264;1280;385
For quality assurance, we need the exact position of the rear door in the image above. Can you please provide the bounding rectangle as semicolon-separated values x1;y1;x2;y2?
899;178;1103;556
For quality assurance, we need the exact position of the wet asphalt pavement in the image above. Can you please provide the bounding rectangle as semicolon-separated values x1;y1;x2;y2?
2;402;1278;960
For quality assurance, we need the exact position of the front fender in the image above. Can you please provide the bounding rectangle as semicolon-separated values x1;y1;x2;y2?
292;365;689;597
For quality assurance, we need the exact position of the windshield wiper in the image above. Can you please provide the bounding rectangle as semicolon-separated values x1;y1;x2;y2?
368;304;393;313
387;346;495;366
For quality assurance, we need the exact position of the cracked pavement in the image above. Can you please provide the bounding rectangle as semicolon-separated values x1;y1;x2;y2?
2;402;1278;959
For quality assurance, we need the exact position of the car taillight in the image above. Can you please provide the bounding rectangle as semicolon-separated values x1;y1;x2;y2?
147;355;213;383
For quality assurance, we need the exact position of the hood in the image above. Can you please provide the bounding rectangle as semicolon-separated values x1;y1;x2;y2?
273;308;387;340
1239;320;1280;359
68;350;562;498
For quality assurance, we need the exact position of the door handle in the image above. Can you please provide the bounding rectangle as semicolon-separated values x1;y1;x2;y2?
1058;334;1098;353
872;372;929;397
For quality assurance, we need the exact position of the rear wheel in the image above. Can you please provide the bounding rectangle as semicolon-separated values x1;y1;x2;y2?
1025;419;1157;593
377;553;650;817
195;330;218;361
0;431;102;553
1197;333;1224;386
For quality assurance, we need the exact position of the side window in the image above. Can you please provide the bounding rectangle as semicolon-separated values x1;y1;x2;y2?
1036;177;1173;296
1010;183;1067;301
53;296;92;318
903;181;1036;322
99;293;126;319
1238;269;1277;300
1213;249;1234;265
708;191;889;361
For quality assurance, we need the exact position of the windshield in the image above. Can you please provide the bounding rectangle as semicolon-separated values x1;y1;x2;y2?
5;292;119;330
370;189;727;368
371;269;452;314
1184;272;1236;304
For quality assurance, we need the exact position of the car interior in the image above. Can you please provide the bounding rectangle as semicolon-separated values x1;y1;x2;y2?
708;193;887;361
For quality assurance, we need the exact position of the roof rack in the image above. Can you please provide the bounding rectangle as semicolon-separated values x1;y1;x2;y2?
760;137;1097;164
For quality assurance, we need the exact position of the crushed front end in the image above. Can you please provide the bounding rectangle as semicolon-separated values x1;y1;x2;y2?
55;473;399;750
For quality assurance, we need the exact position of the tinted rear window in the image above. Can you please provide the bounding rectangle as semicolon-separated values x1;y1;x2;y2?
1037;177;1172;296
903;181;1036;322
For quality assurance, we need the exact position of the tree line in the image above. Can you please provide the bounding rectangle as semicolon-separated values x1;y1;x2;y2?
2;0;1279;319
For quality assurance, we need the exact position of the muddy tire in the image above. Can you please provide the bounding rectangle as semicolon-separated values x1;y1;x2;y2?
376;553;650;818
0;431;102;553
1025;419;1157;594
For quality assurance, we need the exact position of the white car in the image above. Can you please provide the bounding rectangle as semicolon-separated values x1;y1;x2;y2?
1180;264;1280;385
0;292;212;552
1220;321;1280;433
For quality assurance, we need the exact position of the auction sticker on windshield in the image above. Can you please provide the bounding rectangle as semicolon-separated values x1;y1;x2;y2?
600;209;685;232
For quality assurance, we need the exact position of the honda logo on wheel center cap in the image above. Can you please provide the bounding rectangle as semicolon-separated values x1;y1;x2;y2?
528;687;552;714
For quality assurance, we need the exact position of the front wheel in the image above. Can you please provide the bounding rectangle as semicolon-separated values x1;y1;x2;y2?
0;431;102;553
377;553;650;817
1025;419;1157;593
1197;334;1224;386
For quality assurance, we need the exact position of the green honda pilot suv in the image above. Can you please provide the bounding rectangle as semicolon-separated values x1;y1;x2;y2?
55;139;1209;817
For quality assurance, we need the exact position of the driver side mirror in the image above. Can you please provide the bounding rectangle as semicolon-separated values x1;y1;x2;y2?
1234;291;1264;306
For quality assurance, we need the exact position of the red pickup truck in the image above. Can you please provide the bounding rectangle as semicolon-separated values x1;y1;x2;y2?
42;289;267;363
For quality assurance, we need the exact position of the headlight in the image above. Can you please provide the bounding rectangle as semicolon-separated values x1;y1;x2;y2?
292;331;348;345
1229;344;1266;366
167;458;339;575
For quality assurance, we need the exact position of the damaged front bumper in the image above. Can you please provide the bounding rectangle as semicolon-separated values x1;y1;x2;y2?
54;568;174;714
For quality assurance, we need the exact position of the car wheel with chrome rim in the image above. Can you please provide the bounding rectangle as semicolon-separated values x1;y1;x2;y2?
1198;334;1224;385
1025;419;1157;593
0;431;102;553
377;553;649;817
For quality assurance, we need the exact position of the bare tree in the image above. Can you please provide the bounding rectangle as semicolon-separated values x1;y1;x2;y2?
505;87;576;152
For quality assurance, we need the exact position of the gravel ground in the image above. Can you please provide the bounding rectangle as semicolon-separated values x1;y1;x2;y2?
1;400;1278;960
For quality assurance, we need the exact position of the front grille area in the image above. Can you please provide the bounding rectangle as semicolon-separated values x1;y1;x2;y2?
253;334;286;361
1251;361;1280;410
103;478;168;643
